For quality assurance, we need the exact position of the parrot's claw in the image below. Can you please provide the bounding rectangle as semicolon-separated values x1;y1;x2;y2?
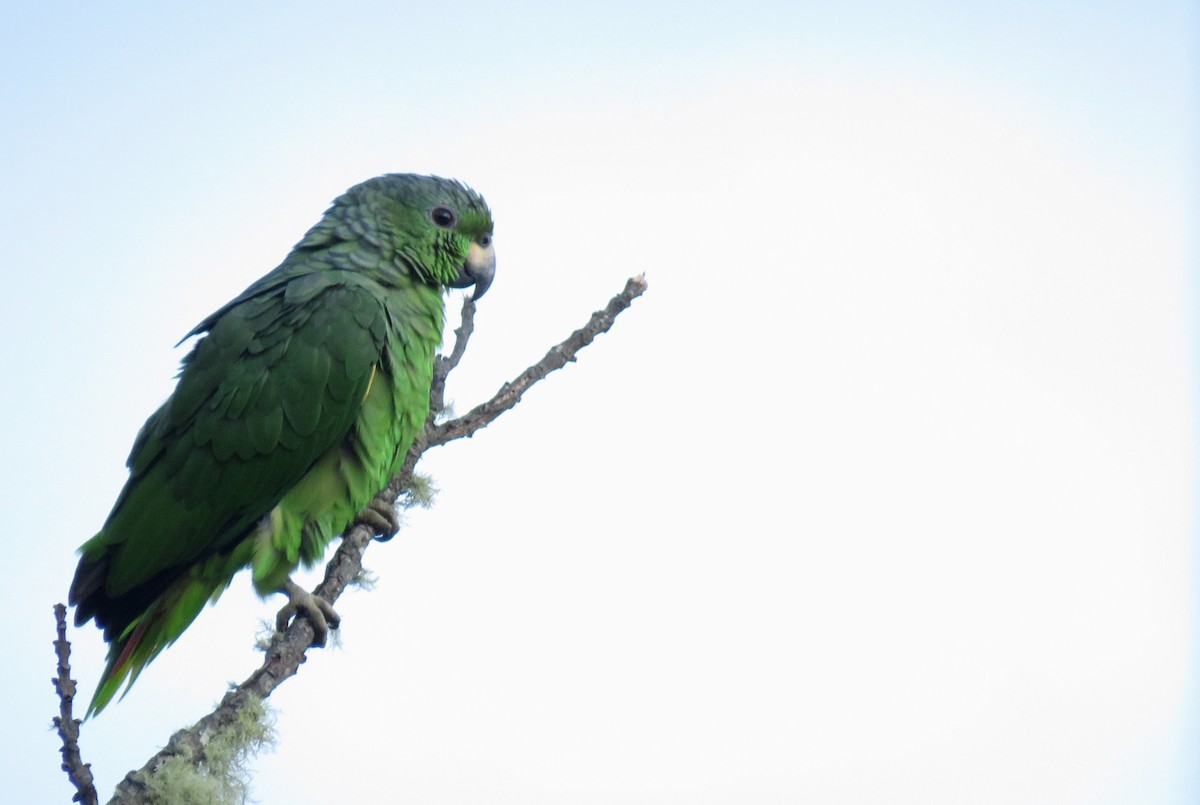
355;498;400;541
276;580;341;647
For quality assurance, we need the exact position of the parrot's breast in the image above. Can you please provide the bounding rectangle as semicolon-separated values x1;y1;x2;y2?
249;287;442;592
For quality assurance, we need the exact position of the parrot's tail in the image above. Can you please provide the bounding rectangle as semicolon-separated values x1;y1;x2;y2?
87;620;151;717
85;574;216;717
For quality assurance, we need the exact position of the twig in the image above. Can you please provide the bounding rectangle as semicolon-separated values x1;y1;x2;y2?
52;604;99;805
430;274;647;447
430;295;477;415
100;275;646;804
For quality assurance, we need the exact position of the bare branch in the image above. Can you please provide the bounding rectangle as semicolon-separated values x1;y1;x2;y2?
430;295;478;415
103;275;646;803
430;274;648;447
52;604;99;805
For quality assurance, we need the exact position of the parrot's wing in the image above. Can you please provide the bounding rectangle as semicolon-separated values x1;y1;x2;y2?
73;272;387;628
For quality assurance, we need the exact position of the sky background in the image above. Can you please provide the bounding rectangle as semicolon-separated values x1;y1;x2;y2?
2;2;1196;803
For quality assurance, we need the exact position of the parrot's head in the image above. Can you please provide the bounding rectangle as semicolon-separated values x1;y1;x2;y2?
357;173;495;299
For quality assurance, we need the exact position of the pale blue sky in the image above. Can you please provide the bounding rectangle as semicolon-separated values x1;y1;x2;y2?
2;2;1196;803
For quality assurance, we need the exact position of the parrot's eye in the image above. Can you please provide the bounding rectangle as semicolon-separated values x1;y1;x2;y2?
430;206;457;228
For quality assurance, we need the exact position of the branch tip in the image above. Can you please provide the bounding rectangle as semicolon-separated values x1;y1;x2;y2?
52;604;98;805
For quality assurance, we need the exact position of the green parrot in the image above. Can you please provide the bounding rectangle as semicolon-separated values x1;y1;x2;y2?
69;173;495;716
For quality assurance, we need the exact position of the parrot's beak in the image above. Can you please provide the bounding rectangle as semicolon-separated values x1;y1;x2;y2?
451;238;496;300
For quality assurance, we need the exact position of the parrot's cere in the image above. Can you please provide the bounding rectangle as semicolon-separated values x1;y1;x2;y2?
69;174;495;716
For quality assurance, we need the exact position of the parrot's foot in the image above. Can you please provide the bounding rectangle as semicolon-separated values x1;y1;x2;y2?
355;498;400;541
276;580;341;647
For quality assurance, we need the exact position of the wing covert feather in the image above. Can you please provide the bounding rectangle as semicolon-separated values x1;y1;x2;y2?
102;277;388;596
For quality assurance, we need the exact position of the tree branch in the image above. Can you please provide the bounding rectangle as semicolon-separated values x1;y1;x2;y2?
429;274;648;447
52;604;99;805
430;294;477;416
61;274;646;804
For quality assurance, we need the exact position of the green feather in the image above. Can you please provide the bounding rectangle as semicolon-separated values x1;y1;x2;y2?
69;174;495;716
